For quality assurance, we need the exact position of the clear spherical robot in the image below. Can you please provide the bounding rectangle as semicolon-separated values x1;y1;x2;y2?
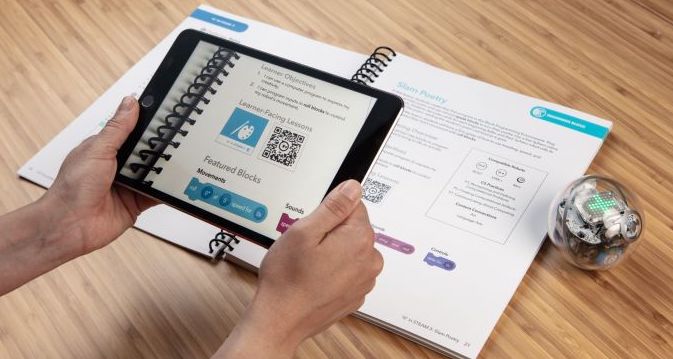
548;175;644;270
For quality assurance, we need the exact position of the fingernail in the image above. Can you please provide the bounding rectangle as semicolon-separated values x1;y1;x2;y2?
340;180;361;202
118;96;135;112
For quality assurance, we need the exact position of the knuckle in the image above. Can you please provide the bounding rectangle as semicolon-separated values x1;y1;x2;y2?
61;147;80;165
283;221;310;242
80;135;97;148
106;116;127;131
372;250;384;274
348;297;366;313
286;220;307;236
365;278;377;293
322;193;351;218
355;226;376;248
365;226;376;242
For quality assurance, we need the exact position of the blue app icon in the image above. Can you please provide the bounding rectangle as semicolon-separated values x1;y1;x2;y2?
219;193;232;207
220;108;268;148
253;207;267;220
201;186;214;199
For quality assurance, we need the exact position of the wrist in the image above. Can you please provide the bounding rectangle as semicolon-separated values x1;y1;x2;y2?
213;291;303;359
249;294;305;348
0;196;85;294
33;194;86;260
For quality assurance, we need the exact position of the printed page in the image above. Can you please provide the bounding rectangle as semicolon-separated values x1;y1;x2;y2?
358;54;611;358
18;5;368;256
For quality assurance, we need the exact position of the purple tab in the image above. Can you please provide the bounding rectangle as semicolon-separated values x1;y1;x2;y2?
276;213;298;234
423;253;456;271
375;233;415;254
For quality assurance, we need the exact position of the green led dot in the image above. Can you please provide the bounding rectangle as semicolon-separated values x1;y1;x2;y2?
585;194;617;214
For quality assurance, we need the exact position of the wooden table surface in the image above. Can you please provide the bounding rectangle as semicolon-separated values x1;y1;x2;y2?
1;0;672;358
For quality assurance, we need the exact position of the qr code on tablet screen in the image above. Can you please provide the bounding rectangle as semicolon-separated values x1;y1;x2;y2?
260;126;305;169
362;179;391;204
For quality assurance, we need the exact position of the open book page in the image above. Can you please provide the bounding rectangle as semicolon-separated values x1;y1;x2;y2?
357;53;611;358
18;5;368;256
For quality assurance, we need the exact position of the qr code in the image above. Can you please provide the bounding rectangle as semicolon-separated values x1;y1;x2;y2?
362;179;391;204
260;126;305;168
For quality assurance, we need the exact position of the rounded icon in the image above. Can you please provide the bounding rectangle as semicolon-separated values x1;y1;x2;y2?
531;106;547;118
278;140;290;152
496;169;507;177
476;162;488;170
517;176;526;184
367;187;380;196
253;207;267;220
442;260;456;271
237;125;255;140
140;95;154;108
200;186;214;199
218;193;232;207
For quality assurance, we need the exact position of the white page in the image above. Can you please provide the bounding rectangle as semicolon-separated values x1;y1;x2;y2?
18;5;367;256
212;52;612;358
351;54;611;358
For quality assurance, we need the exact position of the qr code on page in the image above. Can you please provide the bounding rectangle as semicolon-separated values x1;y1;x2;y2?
362;179;391;204
260;126;305;169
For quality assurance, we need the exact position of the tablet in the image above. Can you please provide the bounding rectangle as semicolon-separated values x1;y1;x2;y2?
115;30;403;248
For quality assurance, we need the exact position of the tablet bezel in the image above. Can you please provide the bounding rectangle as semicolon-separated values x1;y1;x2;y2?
115;29;403;248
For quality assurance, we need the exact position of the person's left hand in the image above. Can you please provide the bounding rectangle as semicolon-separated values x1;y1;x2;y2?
41;96;156;256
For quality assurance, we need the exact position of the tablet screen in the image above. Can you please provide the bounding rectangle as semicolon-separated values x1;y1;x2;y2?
120;40;377;240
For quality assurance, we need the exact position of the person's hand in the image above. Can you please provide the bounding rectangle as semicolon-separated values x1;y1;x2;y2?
0;96;156;294
41;96;156;256
213;180;384;358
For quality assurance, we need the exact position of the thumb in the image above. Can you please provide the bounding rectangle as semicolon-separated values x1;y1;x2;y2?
299;179;362;240
97;96;139;151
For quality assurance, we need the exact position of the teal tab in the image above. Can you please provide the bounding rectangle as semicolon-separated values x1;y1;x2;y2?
190;9;249;32
530;106;609;139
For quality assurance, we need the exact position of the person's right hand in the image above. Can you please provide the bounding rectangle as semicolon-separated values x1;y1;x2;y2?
213;180;383;358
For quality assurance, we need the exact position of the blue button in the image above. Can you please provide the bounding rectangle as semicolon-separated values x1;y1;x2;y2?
219;193;232;207
254;207;266;220
184;177;268;223
201;186;214;199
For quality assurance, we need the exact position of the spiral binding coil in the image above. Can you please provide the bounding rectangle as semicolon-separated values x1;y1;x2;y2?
351;46;396;85
128;47;241;185
209;229;241;260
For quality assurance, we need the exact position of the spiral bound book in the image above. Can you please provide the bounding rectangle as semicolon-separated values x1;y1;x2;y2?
120;43;240;186
20;5;611;359
117;41;245;258
221;47;611;359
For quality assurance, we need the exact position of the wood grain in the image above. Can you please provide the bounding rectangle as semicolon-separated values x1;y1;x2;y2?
1;0;672;357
